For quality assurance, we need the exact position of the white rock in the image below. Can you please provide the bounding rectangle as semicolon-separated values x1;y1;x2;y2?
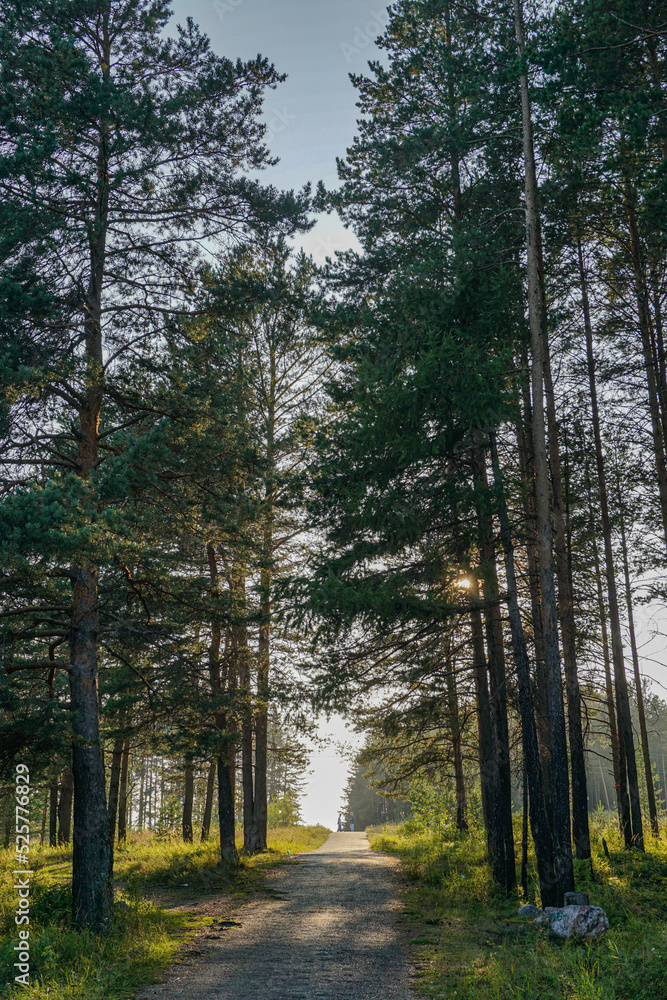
533;905;609;940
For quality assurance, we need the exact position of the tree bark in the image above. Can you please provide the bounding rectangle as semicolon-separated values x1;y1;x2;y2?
542;342;590;860
490;431;557;907
207;543;238;863
617;499;659;836
514;0;574;902
445;650;467;831
516;396;553;829
49;778;58;848
67;16;113;930
107;739;124;847
472;442;516;891
580;241;644;849
117;741;130;843
470;591;496;850
182;759;194;843
200;761;216;841
521;760;529;897
589;479;624;831
57;767;74;845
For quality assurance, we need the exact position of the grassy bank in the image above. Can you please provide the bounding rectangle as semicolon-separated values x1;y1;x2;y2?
369;816;667;1000
0;825;329;999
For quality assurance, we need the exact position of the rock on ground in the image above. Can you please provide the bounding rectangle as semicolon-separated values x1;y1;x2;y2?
139;831;414;1000
533;905;610;940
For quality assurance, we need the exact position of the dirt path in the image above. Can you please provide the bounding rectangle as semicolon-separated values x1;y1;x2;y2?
139;831;414;1000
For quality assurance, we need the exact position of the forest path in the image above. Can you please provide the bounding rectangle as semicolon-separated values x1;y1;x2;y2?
139;831;414;1000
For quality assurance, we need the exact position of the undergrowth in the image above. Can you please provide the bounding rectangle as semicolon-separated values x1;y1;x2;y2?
0;824;329;999
369;813;667;1000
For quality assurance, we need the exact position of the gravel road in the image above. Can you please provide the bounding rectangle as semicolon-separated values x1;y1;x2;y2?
139;831;413;1000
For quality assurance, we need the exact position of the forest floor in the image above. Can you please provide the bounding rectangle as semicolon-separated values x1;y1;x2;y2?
0;824;329;999
369;816;667;1000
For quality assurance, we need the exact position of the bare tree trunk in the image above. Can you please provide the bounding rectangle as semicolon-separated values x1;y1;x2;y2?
57;767;74;845
543;342;590;860
514;0;574;902
579;240;644;849
516;398;553;828
200;762;216;841
470;593;496;851
117;742;130;843
107;739;124;847
138;759;145;832
589;484;624;832
472;442;516;891
182;759;194;843
618;502;659;836
207;543;238;863
41;792;47;846
490;431;557;907
49;778;58;848
445;651;467;831
521;760;529;897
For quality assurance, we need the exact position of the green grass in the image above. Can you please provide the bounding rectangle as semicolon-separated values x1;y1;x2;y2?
368;815;667;1000
0;824;329;999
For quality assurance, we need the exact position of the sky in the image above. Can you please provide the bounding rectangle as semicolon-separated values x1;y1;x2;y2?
170;0;383;264
167;0;667;827
168;0;385;825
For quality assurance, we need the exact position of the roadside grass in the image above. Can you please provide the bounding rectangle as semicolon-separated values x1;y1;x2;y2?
0;824;329;999
368;815;667;1000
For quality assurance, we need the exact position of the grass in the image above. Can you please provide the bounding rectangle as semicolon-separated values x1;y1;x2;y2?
0;824;329;999
368;814;667;1000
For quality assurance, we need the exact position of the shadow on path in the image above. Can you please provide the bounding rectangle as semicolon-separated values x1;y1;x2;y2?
140;831;413;1000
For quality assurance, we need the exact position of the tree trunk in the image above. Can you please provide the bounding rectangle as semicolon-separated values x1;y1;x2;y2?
200;762;216;841
40;791;47;846
514;0;574;902
107;739;124;847
138;759;145;832
445;650;467;832
49;778;58;848
236;559;259;853
472;442;516;891
589;486;624;832
207;543;238;863
542;343;590;860
67;19;113;929
490;431;557;907
618;501;659;836
470;592;496;851
521;760;529;897
70;586;113;930
57;767;74;845
516;395;553;829
117;741;130;842
182;759;194;843
580;240;644;849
